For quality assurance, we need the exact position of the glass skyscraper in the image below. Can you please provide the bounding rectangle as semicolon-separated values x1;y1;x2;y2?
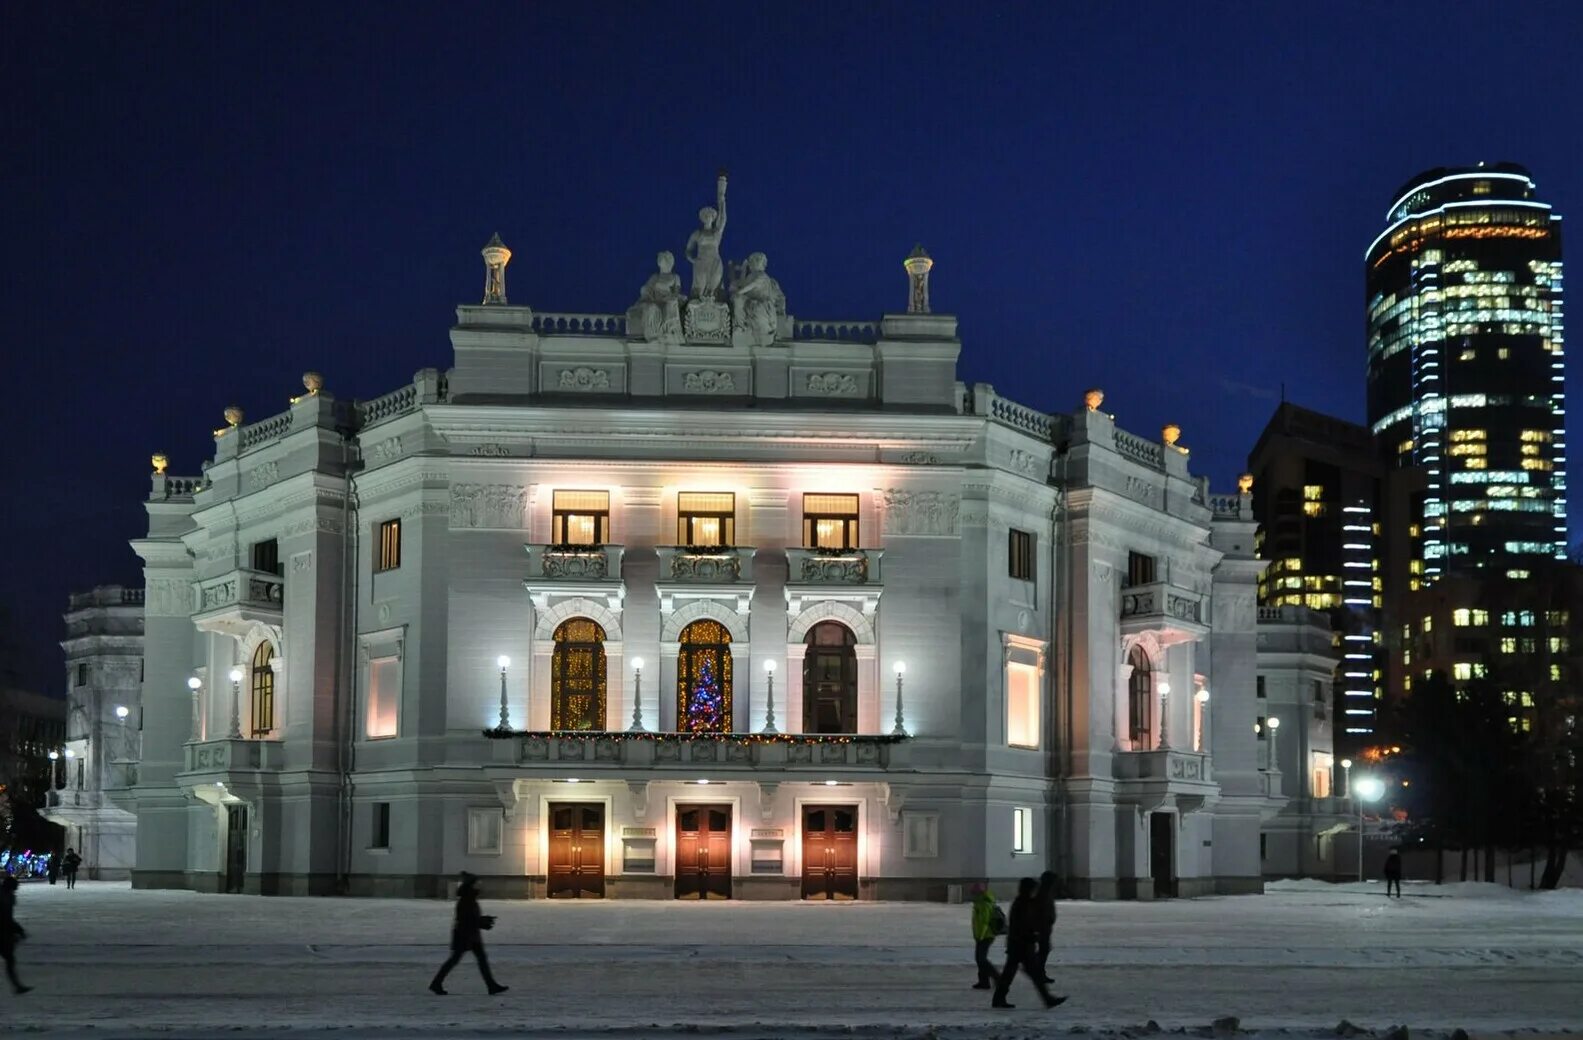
1366;163;1566;589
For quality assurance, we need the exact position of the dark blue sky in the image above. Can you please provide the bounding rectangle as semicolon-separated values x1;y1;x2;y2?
5;2;1580;692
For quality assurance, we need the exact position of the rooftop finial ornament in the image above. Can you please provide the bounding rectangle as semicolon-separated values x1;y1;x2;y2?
904;244;933;314
302;371;324;396
1084;388;1104;412
1238;473;1254;494
1163;423;1182;447
151;453;168;475
481;232;511;306
223;405;244;429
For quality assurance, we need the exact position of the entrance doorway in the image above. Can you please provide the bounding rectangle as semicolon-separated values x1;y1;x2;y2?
547;803;605;898
1149;811;1175;898
674;804;732;899
801;804;858;900
224;804;248;894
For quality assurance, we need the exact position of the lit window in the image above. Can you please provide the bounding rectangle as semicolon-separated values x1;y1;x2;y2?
1453;609;1471;626
1454;663;1473;680
1472;610;1489;626
377;519;401;572
250;642;276;737
1303;485;1324;501
366;656;399;739
1458;348;1476;361
803;493;859;549
677;492;736;547
1422;616;1433;633
1006;661;1039;749
1550;637;1569;653
1012;807;1033;855
1501;637;1517;653
553;490;610;545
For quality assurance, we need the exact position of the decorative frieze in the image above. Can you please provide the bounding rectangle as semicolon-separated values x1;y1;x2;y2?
881;489;960;537
369;437;402;463
468;443;511;457
145;577;193;618
682;370;735;394
541;549;610;579
290;551;314;575
449;484;528;530
558;368;610;392
1009;449;1042;476
806;372;858;396
247;461;279;490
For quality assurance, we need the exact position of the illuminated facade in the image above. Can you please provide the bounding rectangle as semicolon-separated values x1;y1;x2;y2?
1248;403;1383;755
113;196;1277;900
1366;164;1566;587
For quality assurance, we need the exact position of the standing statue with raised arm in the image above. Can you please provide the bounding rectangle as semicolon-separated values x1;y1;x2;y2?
685;171;728;299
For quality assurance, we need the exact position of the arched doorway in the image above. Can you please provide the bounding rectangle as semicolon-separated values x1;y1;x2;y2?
677;619;732;733
552;618;607;730
250;642;275;737
803;621;857;733
1127;644;1153;748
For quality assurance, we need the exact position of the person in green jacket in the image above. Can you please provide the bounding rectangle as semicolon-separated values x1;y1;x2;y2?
969;883;1002;989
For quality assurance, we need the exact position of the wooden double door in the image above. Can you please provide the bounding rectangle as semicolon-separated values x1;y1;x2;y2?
801;804;858;900
547;802;605;898
674;804;732;899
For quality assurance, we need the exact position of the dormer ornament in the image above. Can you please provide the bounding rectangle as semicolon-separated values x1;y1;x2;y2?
1084;388;1104;412
151;453;168;475
1163;423;1182;446
302;371;324;396
1238;473;1254;494
224;406;244;428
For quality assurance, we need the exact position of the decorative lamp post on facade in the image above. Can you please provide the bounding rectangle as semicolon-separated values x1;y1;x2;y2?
496;656;512;732
227;667;244;739
1195;687;1210;752
115;705;129;721
762;659;779;735
891;661;908;736
1265;715;1280;772
187;676;204;741
1340;757;1353;799
1157;681;1171;748
629;658;646;732
1354;775;1386;882
47;749;60;790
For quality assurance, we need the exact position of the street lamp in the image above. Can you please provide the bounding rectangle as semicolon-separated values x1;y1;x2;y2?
1265;715;1280;772
1340;757;1352;798
496;656;512;732
892;661;908;736
1354;775;1386;882
226;667;244;739
1157;680;1172;748
762;659;778;735
187;676;204;741
628;657;646;732
1195;687;1210;752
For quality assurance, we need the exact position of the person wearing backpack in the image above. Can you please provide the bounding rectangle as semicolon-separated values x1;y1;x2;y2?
969;883;1004;989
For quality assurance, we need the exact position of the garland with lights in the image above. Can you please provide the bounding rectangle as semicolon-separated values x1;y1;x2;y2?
481;728;907;745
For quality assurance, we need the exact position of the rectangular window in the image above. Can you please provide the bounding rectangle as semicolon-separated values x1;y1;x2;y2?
75;663;88;687
1006;661;1040;748
1311;751;1333;798
376;519;402;572
552;490;609;546
1256;676;1266;699
1256;716;1267;740
371;803;390;850
1008;529;1034;581
1312;680;1324;703
1012;807;1033;855
467;808;503;855
251;538;281;575
1126;551;1157;587
902;811;940;859
677;492;735;547
802;493;859;549
366;656;399;739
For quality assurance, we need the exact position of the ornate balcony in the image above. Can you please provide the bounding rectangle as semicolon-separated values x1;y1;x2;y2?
1113;747;1217;814
191;568;284;637
655;546;756;612
784;548;884;616
489;731;907;773
522;544;625;610
181;737;286;774
1119;580;1208;640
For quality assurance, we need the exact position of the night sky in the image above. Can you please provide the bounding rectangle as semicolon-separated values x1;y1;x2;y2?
5;2;1582;693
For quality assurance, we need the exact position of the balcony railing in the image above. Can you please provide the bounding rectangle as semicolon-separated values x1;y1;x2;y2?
492;731;906;771
524;544;624;581
182;737;286;773
657;546;756;583
194;568;285;616
1120;581;1206;629
785;548;882;585
1113;748;1213;785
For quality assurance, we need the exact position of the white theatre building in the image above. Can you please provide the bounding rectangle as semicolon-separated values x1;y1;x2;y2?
119;182;1283;899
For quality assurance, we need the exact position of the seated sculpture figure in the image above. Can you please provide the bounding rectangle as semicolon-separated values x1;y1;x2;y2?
729;252;785;345
627;250;683;341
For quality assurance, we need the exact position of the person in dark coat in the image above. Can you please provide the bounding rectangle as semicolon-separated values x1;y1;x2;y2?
1032;870;1058;983
1;876;31;995
62;849;82;891
991;877;1066;1010
1383;848;1403;899
46;855;58;886
429;873;508;995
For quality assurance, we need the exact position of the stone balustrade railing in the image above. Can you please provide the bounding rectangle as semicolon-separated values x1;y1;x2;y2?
1114;748;1213;784
499;731;906;771
784;548;882;585
657;546;756;583
1120;580;1205;625
69;586;145;609
183;737;286;773
359;383;418;427
238;410;294;452
793;320;879;343
988;395;1054;440
155;475;206;501
531;312;628;335
523;544;625;581
1114;429;1166;470
195;568;285;615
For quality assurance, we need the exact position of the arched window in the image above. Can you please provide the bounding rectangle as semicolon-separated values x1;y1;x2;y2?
551;618;607;731
1127;645;1152;748
677;619;733;733
250;642;276;737
803;621;857;734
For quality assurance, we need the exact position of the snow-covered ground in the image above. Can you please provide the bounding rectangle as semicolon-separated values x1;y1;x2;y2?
2;879;1581;1039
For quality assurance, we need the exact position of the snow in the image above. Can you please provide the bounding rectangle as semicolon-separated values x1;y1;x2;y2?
3;880;1582;1038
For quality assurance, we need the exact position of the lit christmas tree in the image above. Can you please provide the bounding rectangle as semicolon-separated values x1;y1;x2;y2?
686;657;725;733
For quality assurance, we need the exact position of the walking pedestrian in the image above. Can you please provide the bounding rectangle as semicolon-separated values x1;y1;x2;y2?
1;876;31;995
62;849;82;891
969;882;1003;989
991;877;1066;1010
429;873;508;996
1033;870;1058;983
1383;848;1403;899
45;854;58;887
